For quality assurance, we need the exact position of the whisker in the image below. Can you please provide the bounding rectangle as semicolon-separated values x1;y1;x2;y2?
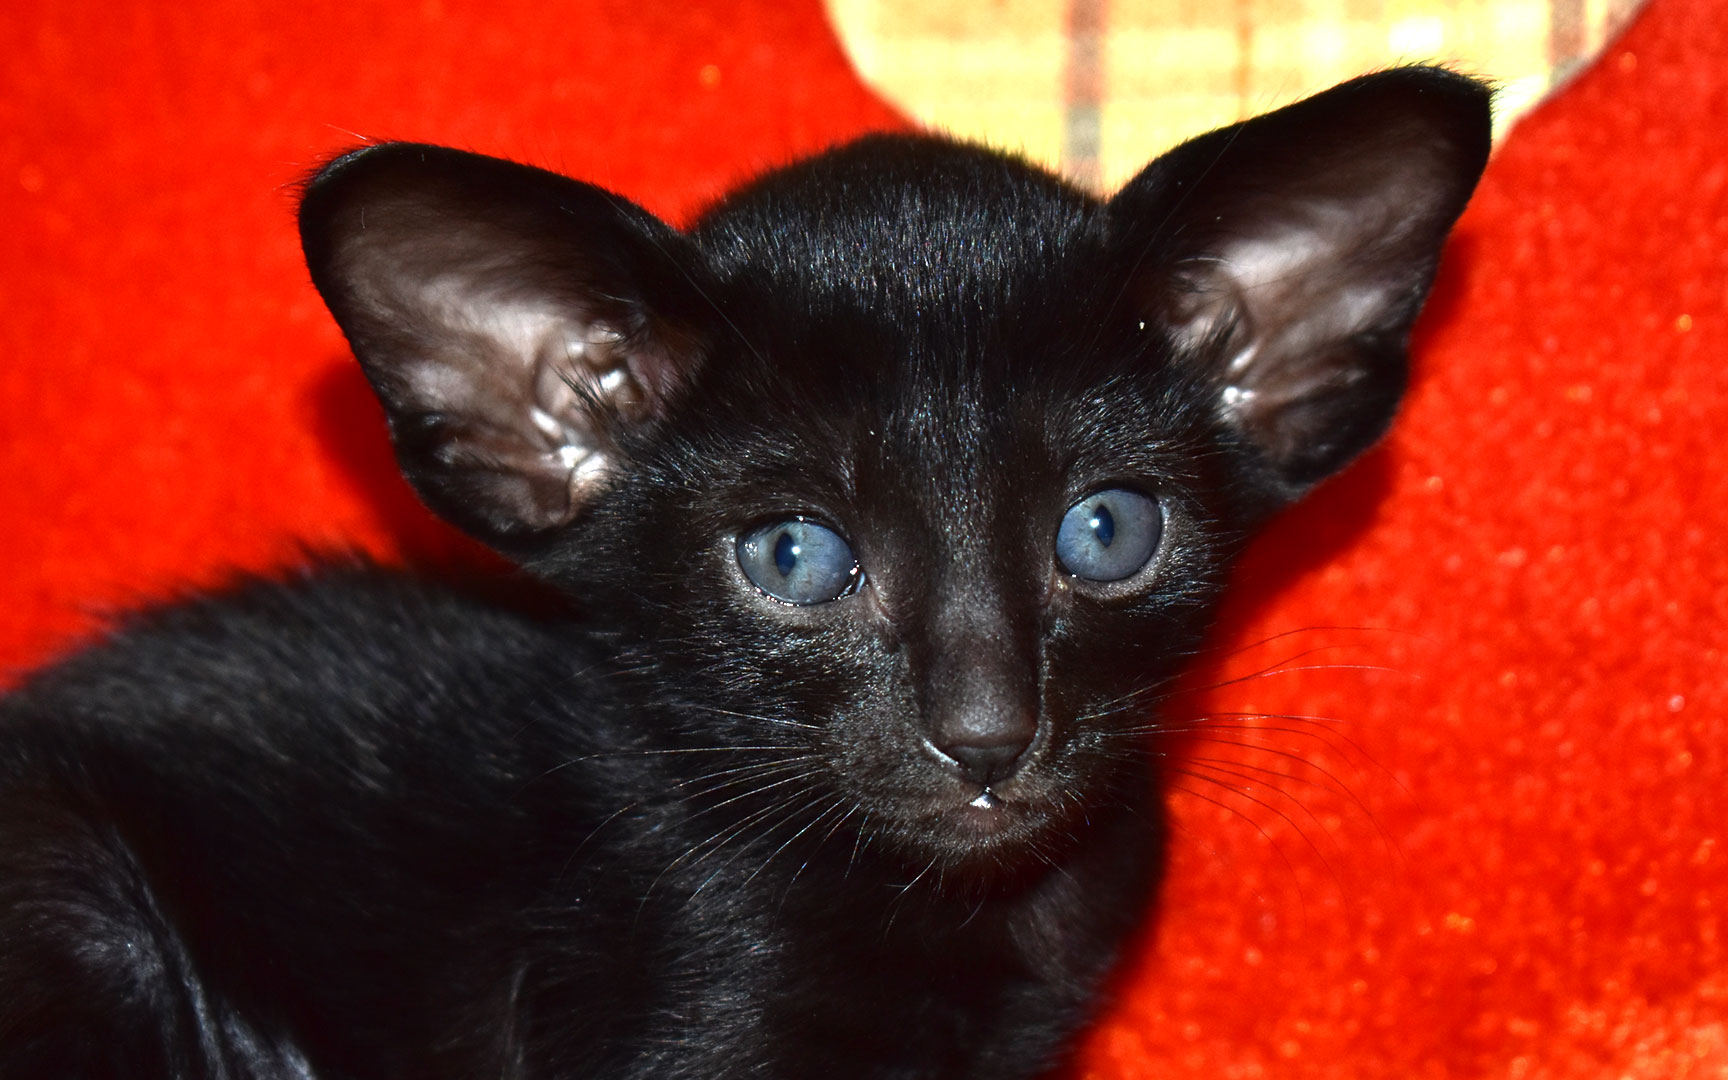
1192;624;1412;661
677;703;822;731
557;800;641;884
1113;719;1366;767
646;782;818;902
1165;773;1311;899
1172;765;1340;884
884;855;943;935
692;790;830;897
786;798;858;894
672;755;817;793
1071;631;1397;723
680;764;820;819
1182;755;1335;833
746;795;850;889
847;811;871;879
580;745;801;758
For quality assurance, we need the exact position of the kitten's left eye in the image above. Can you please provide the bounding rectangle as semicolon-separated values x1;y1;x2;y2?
1056;488;1163;582
736;519;862;605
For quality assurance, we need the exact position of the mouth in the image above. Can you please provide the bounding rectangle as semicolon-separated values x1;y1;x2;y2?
860;761;1086;875
934;781;1052;847
950;786;1013;833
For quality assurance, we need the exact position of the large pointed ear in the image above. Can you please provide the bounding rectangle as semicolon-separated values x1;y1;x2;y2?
299;143;713;550
1110;66;1491;504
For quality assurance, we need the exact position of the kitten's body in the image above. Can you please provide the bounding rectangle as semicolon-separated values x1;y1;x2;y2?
0;70;1490;1078
1;571;1146;1078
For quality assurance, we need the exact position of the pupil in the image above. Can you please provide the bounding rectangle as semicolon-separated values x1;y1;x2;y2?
774;531;799;577
1091;504;1115;547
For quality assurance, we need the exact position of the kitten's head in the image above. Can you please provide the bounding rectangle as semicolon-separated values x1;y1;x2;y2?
300;68;1489;879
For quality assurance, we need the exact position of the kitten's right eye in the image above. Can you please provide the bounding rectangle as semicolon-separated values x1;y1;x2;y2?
736;519;862;605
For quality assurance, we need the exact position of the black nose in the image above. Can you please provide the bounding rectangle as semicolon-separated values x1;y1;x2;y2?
938;735;1032;786
917;608;1039;787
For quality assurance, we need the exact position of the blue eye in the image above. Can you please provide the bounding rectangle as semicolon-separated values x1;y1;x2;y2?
1055;489;1162;582
737;519;862;605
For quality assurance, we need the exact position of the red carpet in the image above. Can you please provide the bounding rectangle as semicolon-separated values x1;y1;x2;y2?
2;0;1723;1075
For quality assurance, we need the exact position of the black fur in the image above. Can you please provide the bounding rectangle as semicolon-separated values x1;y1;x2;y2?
0;68;1491;1078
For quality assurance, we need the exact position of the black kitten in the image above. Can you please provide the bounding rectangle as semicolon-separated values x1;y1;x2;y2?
0;68;1489;1079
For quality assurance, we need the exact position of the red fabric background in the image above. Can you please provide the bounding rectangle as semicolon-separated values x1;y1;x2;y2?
2;0;1724;1075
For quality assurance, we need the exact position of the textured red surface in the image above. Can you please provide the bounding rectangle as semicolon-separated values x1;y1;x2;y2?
2;0;1724;1076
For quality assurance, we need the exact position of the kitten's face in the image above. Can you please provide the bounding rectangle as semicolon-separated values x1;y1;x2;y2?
299;69;1491;880
554;169;1244;873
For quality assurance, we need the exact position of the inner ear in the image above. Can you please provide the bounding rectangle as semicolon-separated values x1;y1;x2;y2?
300;143;713;548
1110;67;1492;503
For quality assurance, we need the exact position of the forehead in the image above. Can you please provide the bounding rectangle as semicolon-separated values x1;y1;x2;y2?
685;142;1135;425
656;137;1208;519
654;301;1198;534
692;135;1101;324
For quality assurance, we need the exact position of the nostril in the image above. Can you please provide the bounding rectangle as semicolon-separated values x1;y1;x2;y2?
939;739;1030;786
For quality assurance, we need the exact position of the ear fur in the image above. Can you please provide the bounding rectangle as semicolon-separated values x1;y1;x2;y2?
299;143;713;549
1110;66;1492;503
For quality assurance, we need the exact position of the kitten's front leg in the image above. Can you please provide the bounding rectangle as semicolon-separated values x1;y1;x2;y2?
0;788;315;1080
